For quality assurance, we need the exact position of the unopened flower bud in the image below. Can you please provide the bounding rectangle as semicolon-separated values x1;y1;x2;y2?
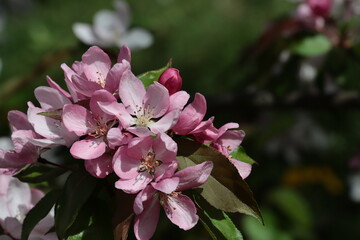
158;68;182;95
308;0;332;18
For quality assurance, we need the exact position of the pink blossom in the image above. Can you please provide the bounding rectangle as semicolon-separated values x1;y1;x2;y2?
210;123;252;179
133;161;213;240
113;133;178;193
171;93;214;136
62;90;119;176
0;111;40;174
99;69;180;136
27;86;77;148
61;46;130;101
158;68;182;95
0;175;56;240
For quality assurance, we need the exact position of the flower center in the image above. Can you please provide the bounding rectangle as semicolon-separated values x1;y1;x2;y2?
134;104;154;127
159;192;180;214
138;152;162;176
96;71;106;88
88;117;116;138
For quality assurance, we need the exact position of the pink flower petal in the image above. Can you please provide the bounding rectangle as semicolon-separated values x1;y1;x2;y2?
190;116;215;134
46;76;72;100
0;175;12;195
127;126;153;137
70;137;106;160
62;104;96;136
153;161;178;182
216;130;245;155
98;101;133;128
229;159;252;179
126;136;153;160
71;75;102;97
117;45;131;63
149;109;179;134
112;146;140;179
34;86;72;111
133;186;156;215
27;105;63;139
175;161;213;191
167;90;190;113
11;130;37;153
172;93;207;135
164;193;199;230
89;89;117;117
115;173;152;194
60;122;79;147
134;190;160;240
119;70;146;115
144;82;169;118
60;63;83;102
6;177;32;217
81;46;111;83
151;177;179;194
107;127;126;149
152;133;177;162
7;110;33;132
192;123;218;143
84;154;113;178
159;161;178;180
4;217;22;239
105;60;130;94
28;138;66;148
0;151;30;169
218;122;240;136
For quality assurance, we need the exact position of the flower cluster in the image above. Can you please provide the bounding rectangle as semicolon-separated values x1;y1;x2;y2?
0;46;251;239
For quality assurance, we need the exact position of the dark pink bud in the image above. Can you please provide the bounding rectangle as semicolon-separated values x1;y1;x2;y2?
158;68;182;95
308;0;332;18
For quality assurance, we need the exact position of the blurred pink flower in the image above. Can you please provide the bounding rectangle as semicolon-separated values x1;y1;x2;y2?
73;0;153;50
0;175;56;240
308;0;332;17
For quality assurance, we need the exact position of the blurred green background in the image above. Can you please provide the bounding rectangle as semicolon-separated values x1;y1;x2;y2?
1;0;360;239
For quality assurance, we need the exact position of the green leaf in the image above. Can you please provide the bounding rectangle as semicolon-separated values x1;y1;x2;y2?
269;188;312;228
196;195;243;240
21;190;61;240
230;146;256;165
137;60;172;87
67;232;83;240
55;170;98;239
290;34;332;57
175;138;263;224
15;163;66;183
65;200;93;237
65;197;114;240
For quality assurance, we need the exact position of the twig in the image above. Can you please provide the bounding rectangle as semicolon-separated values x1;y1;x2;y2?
38;157;76;172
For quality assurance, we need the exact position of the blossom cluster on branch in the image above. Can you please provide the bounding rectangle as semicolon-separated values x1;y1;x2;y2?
0;46;258;240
